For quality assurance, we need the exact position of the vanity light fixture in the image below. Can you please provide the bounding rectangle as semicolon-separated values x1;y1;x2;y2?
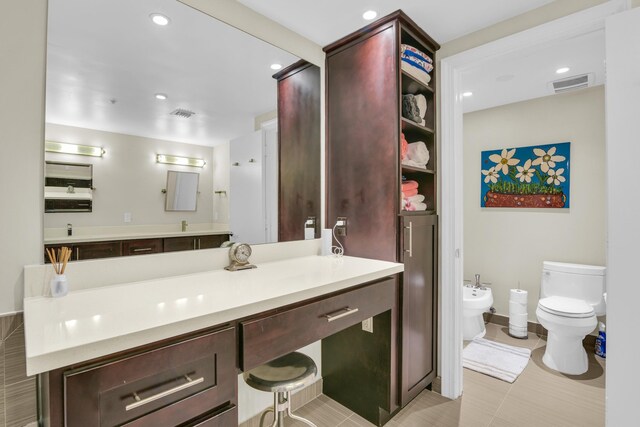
363;10;378;20
45;140;105;157
462;91;473;97
155;93;168;100
150;13;170;26
556;67;570;74
270;63;282;70
156;154;206;168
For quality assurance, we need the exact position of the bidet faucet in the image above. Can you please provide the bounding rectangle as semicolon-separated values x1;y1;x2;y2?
474;274;481;289
181;220;188;232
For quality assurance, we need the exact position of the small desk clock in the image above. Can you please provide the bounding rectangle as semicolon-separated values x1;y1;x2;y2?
225;242;257;271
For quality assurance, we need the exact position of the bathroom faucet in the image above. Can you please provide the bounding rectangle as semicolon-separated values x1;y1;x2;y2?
181;220;188;232
474;274;481;289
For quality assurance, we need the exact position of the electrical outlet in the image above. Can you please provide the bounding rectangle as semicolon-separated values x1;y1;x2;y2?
362;317;373;333
123;212;132;223
336;217;347;236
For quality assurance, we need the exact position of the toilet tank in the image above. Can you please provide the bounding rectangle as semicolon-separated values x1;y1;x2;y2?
541;261;606;314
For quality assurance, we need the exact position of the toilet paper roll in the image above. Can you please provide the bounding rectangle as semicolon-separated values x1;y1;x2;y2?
509;313;528;327
509;301;527;315
509;324;528;338
510;289;528;303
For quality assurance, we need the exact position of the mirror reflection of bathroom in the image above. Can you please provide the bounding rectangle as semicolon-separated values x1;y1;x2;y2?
42;0;320;255
460;27;606;386
165;171;199;212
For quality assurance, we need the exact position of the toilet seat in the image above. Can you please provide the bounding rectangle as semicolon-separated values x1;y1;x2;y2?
538;296;594;318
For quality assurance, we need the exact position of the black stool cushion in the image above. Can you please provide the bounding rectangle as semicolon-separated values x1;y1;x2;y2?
243;352;317;393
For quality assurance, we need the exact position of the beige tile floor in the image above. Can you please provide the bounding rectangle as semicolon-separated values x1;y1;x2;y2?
276;323;606;427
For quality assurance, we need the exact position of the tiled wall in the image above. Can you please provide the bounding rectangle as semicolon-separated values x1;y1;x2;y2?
0;313;37;427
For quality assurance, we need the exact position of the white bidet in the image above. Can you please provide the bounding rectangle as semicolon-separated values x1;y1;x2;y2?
463;285;493;341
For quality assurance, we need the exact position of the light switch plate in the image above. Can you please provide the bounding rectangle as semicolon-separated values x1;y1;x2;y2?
124;212;132;223
362;317;373;333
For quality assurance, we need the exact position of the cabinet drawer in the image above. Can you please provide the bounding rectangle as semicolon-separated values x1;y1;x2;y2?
123;238;163;256
74;241;122;260
164;236;197;252
64;327;236;427
178;405;237;427
241;278;395;371
198;234;227;249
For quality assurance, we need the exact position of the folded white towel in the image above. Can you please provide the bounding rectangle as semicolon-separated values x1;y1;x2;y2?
412;202;427;211
407;194;425;203
401;61;431;86
415;94;427;119
407;141;430;166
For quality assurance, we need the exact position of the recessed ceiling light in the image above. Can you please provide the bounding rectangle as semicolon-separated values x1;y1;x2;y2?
462;91;473;97
155;93;168;100
556;67;570;74
270;63;283;70
150;13;170;26
363;10;377;20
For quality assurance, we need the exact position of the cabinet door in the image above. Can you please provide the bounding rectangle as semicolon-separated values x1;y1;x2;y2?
44;244;77;263
74;241;122;260
122;238;163;256
400;214;437;406
198;234;227;250
164;236;197;252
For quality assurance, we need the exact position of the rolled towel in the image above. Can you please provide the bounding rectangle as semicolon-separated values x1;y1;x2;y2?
402;94;422;123
402;159;427;169
407;141;430;166
412;202;427;211
402;188;418;198
402;180;419;191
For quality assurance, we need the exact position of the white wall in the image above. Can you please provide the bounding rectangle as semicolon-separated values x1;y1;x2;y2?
45;123;215;228
0;0;47;314
463;86;606;320
212;142;230;223
605;7;640;426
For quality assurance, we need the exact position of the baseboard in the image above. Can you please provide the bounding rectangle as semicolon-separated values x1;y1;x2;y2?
239;378;323;427
431;376;441;394
482;313;597;348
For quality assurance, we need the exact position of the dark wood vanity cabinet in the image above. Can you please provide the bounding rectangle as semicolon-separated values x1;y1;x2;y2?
47;327;237;427
45;234;230;262
274;60;321;242
325;10;440;416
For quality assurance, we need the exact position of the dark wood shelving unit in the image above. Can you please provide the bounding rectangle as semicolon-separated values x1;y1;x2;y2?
325;9;440;423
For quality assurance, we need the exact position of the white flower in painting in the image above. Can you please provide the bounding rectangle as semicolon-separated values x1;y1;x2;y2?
489;148;520;175
515;159;534;183
482;166;499;184
532;146;566;173
546;168;566;186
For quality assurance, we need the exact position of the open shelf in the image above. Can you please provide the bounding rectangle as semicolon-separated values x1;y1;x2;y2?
401;164;435;174
400;210;437;216
401;70;433;94
401;117;434;135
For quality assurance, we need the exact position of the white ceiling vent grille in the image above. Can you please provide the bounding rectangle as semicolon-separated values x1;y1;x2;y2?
550;73;593;94
170;108;196;119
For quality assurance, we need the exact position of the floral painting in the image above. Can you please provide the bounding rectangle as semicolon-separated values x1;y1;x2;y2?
480;142;570;208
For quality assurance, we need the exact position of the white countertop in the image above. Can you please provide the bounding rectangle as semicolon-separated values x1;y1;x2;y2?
44;229;230;244
24;255;403;375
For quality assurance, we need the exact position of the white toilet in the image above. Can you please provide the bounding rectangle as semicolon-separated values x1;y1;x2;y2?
536;261;606;375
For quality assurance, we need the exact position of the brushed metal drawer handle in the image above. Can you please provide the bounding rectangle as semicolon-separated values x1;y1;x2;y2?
324;307;359;322
133;247;153;252
125;374;204;411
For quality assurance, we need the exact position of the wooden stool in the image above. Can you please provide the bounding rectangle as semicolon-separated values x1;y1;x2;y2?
243;352;317;427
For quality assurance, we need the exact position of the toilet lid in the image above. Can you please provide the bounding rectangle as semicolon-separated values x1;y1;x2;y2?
539;296;595;318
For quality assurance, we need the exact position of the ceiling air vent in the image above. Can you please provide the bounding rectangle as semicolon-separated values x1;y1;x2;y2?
170;108;196;119
550;73;593;94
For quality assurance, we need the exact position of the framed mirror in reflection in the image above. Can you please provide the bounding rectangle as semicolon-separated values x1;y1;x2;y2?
43;0;320;258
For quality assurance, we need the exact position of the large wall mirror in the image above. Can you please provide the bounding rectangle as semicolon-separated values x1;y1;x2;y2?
43;0;320;254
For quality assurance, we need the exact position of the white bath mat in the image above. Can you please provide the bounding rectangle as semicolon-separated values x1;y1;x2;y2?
463;338;531;383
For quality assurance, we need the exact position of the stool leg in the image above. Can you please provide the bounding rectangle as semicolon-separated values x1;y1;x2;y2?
272;392;286;427
285;391;317;427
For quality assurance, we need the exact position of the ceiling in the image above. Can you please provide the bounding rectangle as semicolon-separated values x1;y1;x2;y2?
46;0;298;147
461;29;605;113
236;0;555;46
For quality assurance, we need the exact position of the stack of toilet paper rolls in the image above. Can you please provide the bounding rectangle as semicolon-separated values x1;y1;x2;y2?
509;289;528;338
